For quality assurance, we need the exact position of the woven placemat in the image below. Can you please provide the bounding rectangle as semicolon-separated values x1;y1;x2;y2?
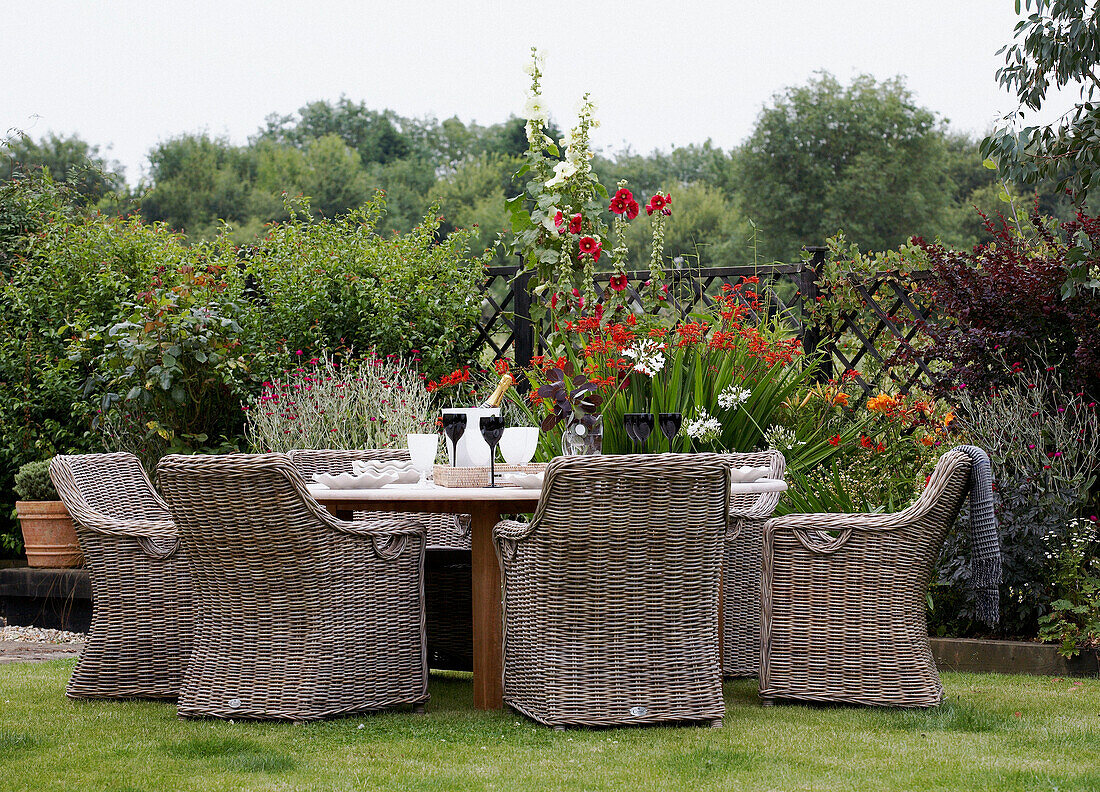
433;463;547;488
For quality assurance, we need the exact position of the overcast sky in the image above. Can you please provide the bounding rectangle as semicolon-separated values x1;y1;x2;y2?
2;0;1078;184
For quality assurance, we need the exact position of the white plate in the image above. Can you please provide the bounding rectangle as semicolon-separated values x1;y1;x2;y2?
731;466;769;483
351;460;420;484
312;470;400;489
502;472;545;489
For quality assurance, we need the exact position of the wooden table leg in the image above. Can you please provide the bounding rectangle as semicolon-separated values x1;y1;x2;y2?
469;503;503;710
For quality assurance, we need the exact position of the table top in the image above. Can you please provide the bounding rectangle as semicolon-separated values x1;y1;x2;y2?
308;482;542;504
308;478;787;503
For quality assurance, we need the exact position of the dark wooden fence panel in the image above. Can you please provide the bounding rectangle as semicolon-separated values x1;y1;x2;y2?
473;249;937;396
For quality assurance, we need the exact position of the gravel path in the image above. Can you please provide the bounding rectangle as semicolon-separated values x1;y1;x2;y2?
0;624;85;664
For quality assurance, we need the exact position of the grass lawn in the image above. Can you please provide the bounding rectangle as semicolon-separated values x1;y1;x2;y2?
1;660;1098;791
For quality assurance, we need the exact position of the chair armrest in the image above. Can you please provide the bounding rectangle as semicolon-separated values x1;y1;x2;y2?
68;507;177;540
730;490;783;522
493;519;535;543
766;511;905;555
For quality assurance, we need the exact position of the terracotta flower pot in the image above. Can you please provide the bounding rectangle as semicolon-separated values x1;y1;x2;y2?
15;500;83;568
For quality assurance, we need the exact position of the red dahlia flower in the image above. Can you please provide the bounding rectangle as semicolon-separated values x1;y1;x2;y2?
609;273;628;291
568;213;583;234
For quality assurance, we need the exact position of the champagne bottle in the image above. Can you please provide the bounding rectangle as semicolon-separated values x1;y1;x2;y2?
478;374;514;408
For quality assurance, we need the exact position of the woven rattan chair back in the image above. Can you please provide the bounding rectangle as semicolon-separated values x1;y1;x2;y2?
157;452;428;720
287;447;473;670
707;450;786;676
496;453;731;728
49;453;193;700
760;447;974;707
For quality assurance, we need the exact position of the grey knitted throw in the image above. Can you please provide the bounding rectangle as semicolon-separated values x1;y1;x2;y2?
959;445;1001;626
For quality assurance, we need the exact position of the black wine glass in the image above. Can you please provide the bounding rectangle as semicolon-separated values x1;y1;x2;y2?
441;413;467;467
658;412;683;453
637;412;655;452
624;413;655;452
479;415;506;487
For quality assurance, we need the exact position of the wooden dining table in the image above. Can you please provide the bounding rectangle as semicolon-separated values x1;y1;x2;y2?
308;478;787;710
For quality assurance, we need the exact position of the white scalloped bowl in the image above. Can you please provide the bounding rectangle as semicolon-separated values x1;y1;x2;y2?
312;469;400;489
503;472;545;489
731;466;769;483
351;460;420;484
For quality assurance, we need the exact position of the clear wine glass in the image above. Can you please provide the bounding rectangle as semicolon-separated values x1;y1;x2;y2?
441;413;467;467
406;433;439;487
479;416;506;487
658;412;683;453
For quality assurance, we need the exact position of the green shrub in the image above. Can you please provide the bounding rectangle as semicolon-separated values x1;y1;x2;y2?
13;459;57;502
0;173;485;556
239;193;482;382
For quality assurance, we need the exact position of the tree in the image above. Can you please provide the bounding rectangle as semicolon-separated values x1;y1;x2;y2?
982;0;1100;201
257;97;413;165
139;134;255;235
1;132;124;202
738;73;962;262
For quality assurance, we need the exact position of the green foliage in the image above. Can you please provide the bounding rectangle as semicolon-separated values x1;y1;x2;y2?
13;459;56;502
739;72;965;262
982;0;1100;202
0;172;483;555
1038;518;1100;658
239;193;481;381
1;132;125;204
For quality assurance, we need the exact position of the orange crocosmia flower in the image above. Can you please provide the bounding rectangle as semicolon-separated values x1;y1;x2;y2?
833;392;850;407
920;435;935;447
944;412;956;426
860;435;874;449
828;435;841;446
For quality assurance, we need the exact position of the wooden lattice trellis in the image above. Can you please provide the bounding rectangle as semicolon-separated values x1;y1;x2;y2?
472;253;938;397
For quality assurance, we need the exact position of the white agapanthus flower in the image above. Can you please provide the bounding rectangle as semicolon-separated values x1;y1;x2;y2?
718;384;751;410
764;425;802;452
545;160;577;188
623;340;665;377
686;408;722;443
522;96;549;124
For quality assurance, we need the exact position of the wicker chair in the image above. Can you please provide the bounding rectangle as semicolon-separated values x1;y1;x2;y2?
287;448;470;549
759;447;976;708
494;454;731;729
715;450;786;677
49;453;193;700
287;448;473;671
157;453;429;720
